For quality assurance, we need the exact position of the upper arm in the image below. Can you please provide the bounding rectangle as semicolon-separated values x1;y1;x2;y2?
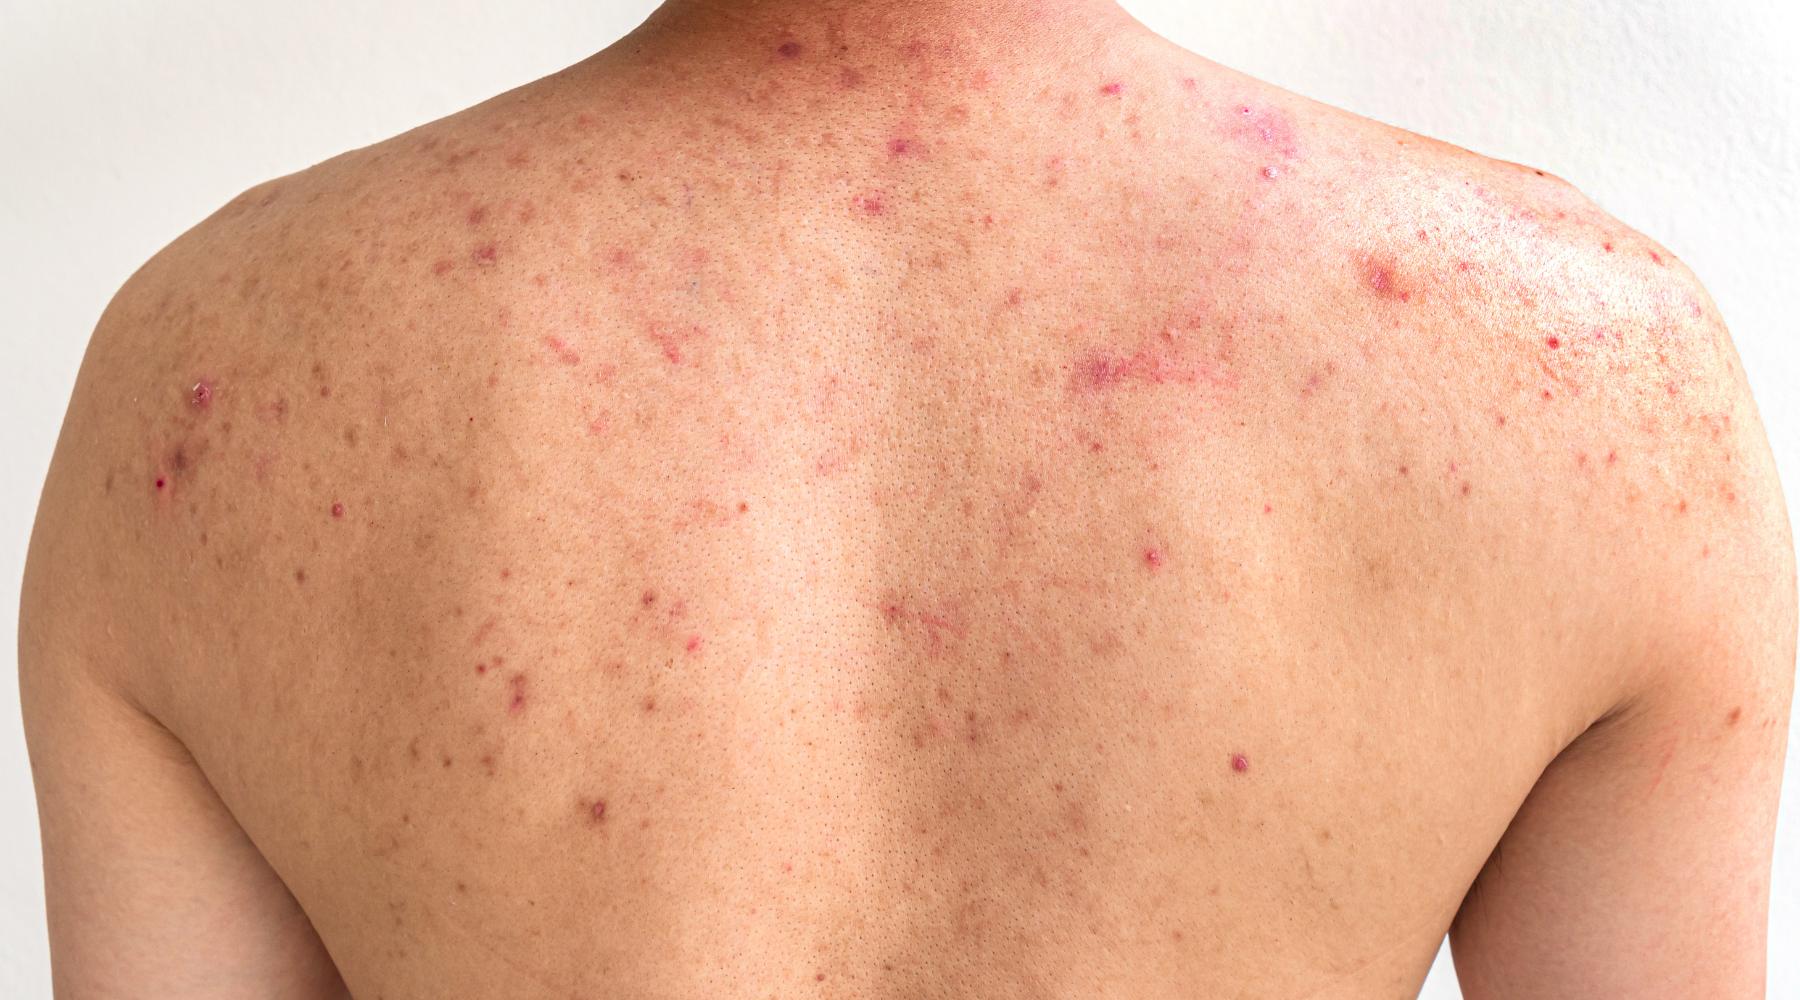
19;256;347;1000
1447;254;1797;997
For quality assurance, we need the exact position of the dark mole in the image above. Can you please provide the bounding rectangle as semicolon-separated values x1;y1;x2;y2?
1230;753;1250;773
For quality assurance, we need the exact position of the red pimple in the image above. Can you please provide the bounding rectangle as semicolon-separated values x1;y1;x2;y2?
887;137;915;157
685;634;702;654
154;476;167;491
330;501;345;519
1100;82;1123;95
641;590;657;607
1603;242;1615;252
466;205;488;226
1649;250;1663;265
1143;547;1164;569
1545;336;1561;349
190;380;213;409
1230;753;1250;773
591;799;608;822
507;674;527;714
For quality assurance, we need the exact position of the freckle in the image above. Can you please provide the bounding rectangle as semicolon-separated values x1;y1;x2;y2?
1545;336;1561;349
777;40;802;59
1230;753;1249;773
1143;547;1164;569
330;501;345;519
472;243;498;264
1726;706;1742;726
190;381;214;409
1100;81;1123;95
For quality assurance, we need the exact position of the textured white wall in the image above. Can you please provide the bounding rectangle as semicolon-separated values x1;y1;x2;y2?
1;2;1794;996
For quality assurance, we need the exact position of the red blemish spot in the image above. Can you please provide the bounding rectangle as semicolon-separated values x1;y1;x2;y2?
154;477;166;491
330;501;345;519
466;205;488;226
641;590;657;607
1649;250;1663;265
190;381;213;409
852;192;886;215
777;41;802;59
1603;242;1615;252
1606;450;1618;465
1726;706;1742;726
1459;481;1472;497
1262;503;1273;514
685;635;702;654
591;800;608;822
431;258;454;276
1143;547;1164;569
1361;257;1412;303
472;243;498;265
1100;82;1123;96
1545;336;1561;349
815;973;826;982
507;674;527;714
737;501;749;513
475;662;487;675
839;66;863;89
887;137;916;157
1181;77;1198;90
1397;465;1409;476
542;336;581;365
1230;753;1250;773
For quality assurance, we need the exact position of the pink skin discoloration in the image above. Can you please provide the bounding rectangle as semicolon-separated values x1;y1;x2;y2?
876;592;967;654
1231;753;1250;773
1069;344;1233;396
1231;104;1299;161
646;322;705;366
467;205;488;226
507;674;527;715
543;336;581;365
431;259;454;277
1360;256;1414;303
852;191;886;215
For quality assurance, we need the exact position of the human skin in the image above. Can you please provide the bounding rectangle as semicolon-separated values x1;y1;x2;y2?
19;1;1795;997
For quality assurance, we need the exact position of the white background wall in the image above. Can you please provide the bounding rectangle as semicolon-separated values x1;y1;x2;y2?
1;1;1794;995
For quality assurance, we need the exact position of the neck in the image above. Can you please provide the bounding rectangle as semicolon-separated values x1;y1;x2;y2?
636;0;1141;63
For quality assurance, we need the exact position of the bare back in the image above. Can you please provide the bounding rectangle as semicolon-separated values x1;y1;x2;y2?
21;4;1795;998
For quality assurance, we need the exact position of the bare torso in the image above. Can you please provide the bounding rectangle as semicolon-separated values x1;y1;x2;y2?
22;4;1794;999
